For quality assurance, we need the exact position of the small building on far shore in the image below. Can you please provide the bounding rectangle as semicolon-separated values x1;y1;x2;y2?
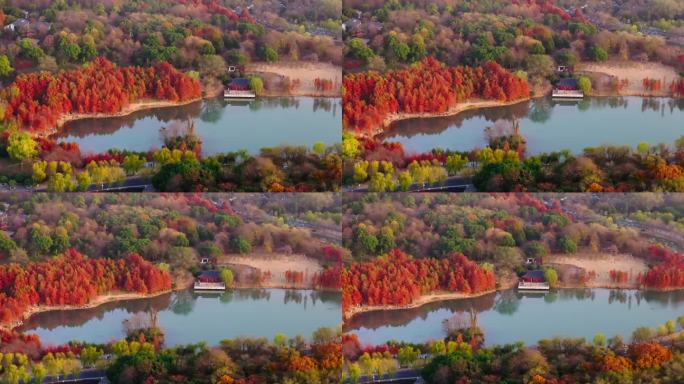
228;78;251;91
518;270;550;290
225;78;256;99
194;270;226;291
552;78;584;99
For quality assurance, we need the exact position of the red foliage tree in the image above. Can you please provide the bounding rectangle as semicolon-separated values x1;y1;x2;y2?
0;249;171;326
630;342;672;369
177;0;254;22
609;270;629;283
641;246;684;289
321;245;343;263
511;0;587;22
343;57;529;133
312;342;343;370
313;265;342;289
0;329;41;357
341;334;362;360
284;270;305;284
599;354;633;372
1;58;201;134
342;249;496;311
314;78;334;92
642;78;662;92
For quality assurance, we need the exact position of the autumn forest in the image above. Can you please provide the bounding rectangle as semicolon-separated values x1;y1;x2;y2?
2;0;684;383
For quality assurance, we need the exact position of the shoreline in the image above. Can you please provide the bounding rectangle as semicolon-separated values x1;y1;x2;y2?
382;98;531;128
259;92;341;98
343;282;682;320
352;90;682;139
585;91;682;98
5;282;339;332
247;61;342;99
352;97;532;139
39;96;205;139
41;89;341;140
343;288;499;319
231;282;339;292
3;289;173;332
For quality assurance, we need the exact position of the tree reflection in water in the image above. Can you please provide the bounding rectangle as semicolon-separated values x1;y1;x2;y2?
313;98;337;115
379;96;684;156
199;98;226;123
284;289;304;305
528;98;552;122
18;292;173;332
21;289;341;334
493;290;520;315
344;291;497;332
344;288;684;338
380;99;530;140
219;291;233;304
53;96;339;156
55;99;204;139
171;290;196;315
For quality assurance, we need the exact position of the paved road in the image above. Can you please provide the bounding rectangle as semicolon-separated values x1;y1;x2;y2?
84;176;152;192
33;176;153;193
346;176;473;193
358;368;421;383
615;219;684;252
39;368;108;383
558;199;684;252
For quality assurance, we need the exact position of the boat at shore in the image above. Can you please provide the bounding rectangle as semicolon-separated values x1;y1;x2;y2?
224;89;256;99
193;271;226;291
517;281;550;290
552;89;584;98
552;78;584;98
224;78;256;99
517;270;550;290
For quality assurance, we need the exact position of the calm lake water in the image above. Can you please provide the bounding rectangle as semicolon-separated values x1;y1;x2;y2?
380;97;684;155
345;289;684;346
20;289;341;346
56;97;341;156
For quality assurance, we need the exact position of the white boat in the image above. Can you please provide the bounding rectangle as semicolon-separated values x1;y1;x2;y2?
552;89;584;98
224;89;256;99
194;270;226;291
518;281;550;290
193;282;226;291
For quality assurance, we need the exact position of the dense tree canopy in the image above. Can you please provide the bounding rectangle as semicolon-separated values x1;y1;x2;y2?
0;249;171;325
343;57;530;132
1;57;201;134
342;249;495;310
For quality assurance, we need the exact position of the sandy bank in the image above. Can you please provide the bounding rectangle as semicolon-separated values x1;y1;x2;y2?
246;61;342;98
576;61;681;98
549;253;649;289
218;253;325;290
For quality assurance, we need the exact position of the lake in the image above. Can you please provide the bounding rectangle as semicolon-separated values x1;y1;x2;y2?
20;289;342;346
379;97;684;155
344;289;684;346
56;97;341;156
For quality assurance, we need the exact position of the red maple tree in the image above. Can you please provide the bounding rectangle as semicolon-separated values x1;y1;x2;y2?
342;249;496;310
1;57;201;134
343;57;530;133
0;249;171;325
